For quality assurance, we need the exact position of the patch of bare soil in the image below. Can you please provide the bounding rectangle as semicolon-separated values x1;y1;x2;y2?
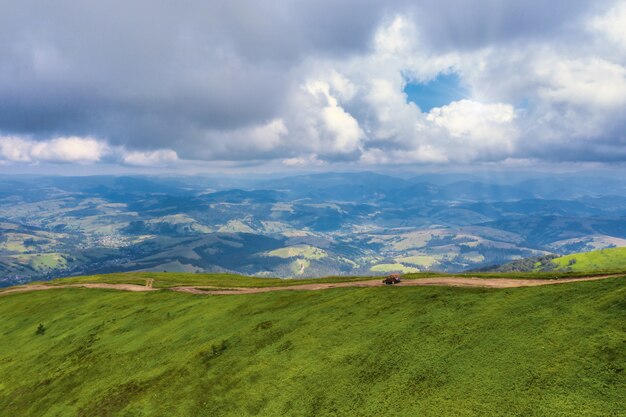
0;283;158;296
168;274;623;295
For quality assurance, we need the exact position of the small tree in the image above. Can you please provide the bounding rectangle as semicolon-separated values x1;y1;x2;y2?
35;323;46;335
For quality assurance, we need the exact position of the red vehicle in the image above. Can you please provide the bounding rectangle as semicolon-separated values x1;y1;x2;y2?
382;274;402;285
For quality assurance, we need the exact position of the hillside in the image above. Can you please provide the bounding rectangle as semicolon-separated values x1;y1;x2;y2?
0;274;624;416
485;247;626;273
551;247;626;272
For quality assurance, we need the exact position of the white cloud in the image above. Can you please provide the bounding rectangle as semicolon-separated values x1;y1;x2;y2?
248;119;288;152
282;154;325;166
0;136;108;163
427;100;516;139
0;136;33;162
290;79;364;157
536;57;626;108
320;106;363;153
590;2;626;47
122;149;179;166
373;15;414;56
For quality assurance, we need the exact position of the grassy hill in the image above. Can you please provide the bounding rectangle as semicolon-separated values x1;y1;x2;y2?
483;247;626;273
551;247;626;272
0;273;624;416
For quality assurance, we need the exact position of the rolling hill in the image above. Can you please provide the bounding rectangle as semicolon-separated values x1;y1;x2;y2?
551;247;626;272
0;273;624;416
485;247;626;273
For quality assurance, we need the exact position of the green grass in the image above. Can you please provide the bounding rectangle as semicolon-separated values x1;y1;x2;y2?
0;277;624;416
8;253;68;271
551;247;626;272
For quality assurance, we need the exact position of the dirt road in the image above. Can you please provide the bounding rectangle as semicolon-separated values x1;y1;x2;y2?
169;275;623;295
2;274;621;297
0;282;159;296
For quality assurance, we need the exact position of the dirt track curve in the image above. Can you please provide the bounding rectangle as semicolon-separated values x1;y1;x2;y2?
1;275;622;297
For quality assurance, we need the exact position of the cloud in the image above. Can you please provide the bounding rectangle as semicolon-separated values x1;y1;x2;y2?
282;154;325;167
406;0;594;51
0;0;400;148
536;58;626;108
182;118;289;161
426;100;517;159
121;149;179;167
0;0;624;170
0;136;108;163
590;2;626;47
0;137;33;162
303;80;364;156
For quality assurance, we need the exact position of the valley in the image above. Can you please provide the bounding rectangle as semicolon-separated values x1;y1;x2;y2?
2;172;626;286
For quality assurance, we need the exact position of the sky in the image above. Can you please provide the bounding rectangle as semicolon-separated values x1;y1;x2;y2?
0;0;625;174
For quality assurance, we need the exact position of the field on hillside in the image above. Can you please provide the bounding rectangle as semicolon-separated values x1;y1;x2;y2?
0;276;624;416
483;246;626;274
551;247;626;272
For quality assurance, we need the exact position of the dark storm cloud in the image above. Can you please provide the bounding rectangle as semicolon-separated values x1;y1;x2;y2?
0;1;402;145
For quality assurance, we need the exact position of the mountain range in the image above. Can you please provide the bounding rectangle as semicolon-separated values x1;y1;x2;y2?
2;171;626;287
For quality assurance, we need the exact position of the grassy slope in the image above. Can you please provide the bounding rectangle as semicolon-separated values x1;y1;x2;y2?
551;247;626;272
0;278;624;416
481;247;626;274
34;269;625;290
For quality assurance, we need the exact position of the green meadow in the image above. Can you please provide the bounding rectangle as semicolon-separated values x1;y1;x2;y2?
0;275;624;416
550;247;626;272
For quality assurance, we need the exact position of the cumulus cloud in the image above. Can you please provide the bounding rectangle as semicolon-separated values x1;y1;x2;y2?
426;100;517;159
302;80;364;156
0;136;108;163
536;58;626;108
0;0;624;170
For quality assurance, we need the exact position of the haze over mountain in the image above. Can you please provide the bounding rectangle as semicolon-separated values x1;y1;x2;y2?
2;171;626;287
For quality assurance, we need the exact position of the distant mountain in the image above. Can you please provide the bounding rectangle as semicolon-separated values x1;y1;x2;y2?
2;171;626;285
438;181;535;202
260;171;409;201
201;189;283;204
518;176;626;199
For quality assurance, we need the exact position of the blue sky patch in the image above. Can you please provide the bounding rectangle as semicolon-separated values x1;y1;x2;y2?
403;72;467;112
